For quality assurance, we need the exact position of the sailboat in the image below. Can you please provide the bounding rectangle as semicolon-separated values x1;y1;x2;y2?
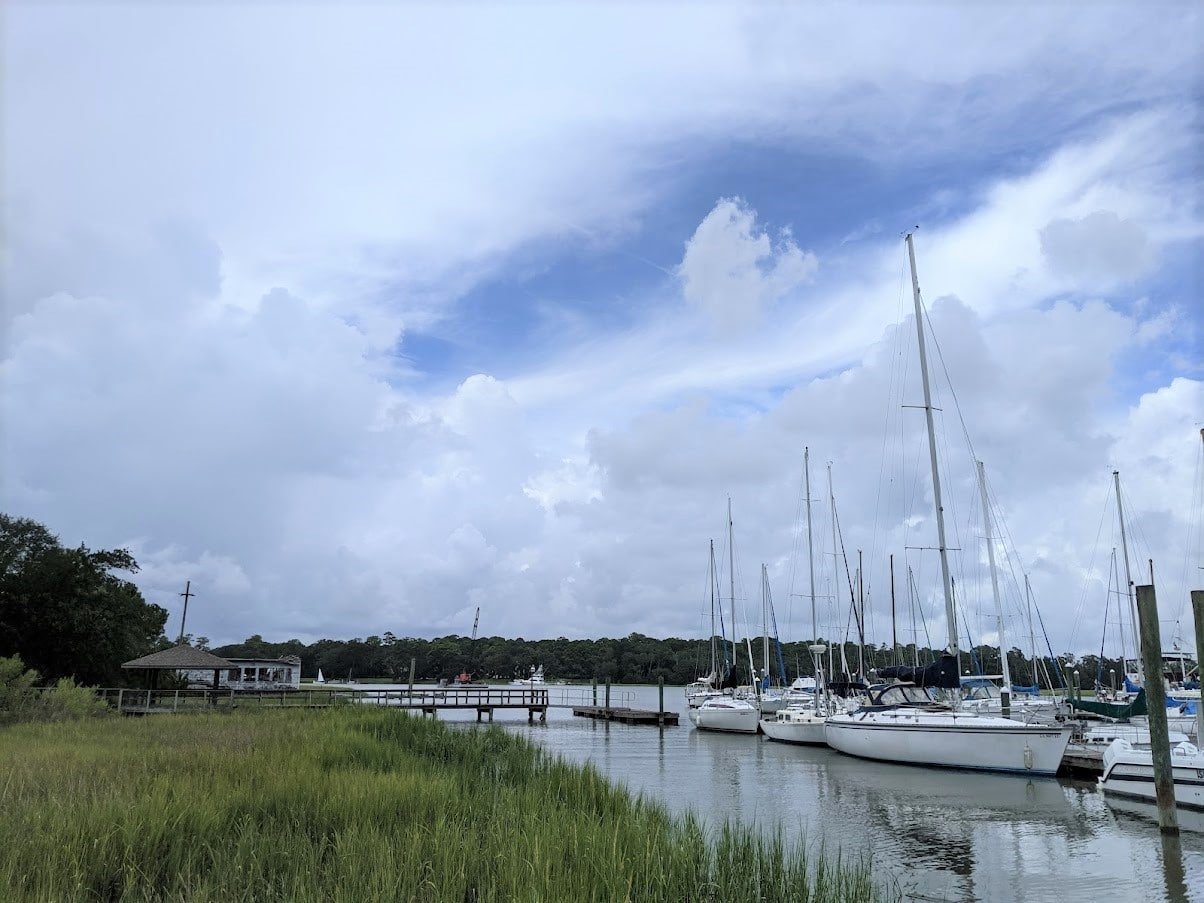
315;668;325;684
762;446;830;745
824;233;1071;775
691;499;760;733
686;540;728;708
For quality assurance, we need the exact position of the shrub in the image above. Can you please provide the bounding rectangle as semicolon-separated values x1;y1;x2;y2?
0;655;109;725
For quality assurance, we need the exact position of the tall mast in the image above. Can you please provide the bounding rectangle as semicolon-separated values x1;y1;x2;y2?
1113;471;1140;680
728;497;737;681
890;554;899;665
1024;573;1038;689
1110;549;1125;686
709;539;718;678
905;232;957;655
828;464;839;681
857;551;865;677
761;563;770;682
805;447;817;642
909;565;919;667
977;460;1012;714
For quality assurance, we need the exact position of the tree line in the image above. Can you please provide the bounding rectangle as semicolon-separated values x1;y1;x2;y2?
212;631;1118;689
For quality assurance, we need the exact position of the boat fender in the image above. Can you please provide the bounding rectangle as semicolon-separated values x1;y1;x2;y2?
1023;744;1034;771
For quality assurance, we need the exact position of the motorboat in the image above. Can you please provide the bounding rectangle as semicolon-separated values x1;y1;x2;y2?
1099;738;1204;810
689;695;760;733
760;705;828;745
511;665;545;686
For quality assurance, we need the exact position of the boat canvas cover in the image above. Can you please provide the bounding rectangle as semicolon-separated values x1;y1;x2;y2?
1069;689;1147;719
876;654;961;689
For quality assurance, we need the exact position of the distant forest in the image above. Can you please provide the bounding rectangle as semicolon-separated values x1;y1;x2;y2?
211;632;1125;689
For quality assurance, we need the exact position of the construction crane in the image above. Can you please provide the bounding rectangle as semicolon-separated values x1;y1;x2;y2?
471;606;480;642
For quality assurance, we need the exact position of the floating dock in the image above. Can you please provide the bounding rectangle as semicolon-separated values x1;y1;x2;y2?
571;705;678;726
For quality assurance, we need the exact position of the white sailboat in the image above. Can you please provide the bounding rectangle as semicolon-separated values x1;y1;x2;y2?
691;499;759;734
824;233;1071;776
686;540;728;708
315;668;325;684
762;446;829;745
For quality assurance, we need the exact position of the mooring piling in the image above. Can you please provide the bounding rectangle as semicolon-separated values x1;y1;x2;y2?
1136;583;1178;835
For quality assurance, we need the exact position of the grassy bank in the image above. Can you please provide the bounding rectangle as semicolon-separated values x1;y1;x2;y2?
0;709;880;902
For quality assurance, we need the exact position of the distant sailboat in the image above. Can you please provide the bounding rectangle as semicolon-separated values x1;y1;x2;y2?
316;668;325;684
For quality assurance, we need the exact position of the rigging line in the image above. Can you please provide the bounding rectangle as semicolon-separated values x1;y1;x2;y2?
869;257;913;614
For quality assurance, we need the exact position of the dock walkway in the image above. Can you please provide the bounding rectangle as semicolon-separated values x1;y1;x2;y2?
571;705;678;725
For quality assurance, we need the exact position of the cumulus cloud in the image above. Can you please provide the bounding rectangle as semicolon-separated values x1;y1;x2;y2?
679;198;817;330
1;4;1200;654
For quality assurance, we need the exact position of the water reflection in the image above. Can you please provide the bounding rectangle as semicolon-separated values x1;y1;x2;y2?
368;683;1204;900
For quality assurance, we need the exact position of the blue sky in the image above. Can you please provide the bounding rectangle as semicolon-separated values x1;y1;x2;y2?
2;3;1201;654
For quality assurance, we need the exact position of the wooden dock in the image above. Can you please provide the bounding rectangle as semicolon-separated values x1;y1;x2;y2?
571;705;678;726
1060;743;1105;777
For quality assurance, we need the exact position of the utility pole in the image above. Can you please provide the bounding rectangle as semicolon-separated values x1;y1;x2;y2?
177;581;194;644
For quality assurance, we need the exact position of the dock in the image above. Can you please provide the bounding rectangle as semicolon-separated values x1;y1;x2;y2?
571;705;678;725
1060;743;1105;777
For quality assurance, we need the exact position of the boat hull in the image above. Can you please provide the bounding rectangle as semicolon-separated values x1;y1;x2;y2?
1099;740;1204;810
825;710;1070;775
690;702;760;733
760;713;827;745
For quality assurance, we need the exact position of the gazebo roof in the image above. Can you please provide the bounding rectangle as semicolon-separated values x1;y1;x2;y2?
122;645;236;670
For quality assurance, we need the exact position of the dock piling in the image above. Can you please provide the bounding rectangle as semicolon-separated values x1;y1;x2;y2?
1137;584;1179;835
658;676;665;726
605;680;611;712
592;677;597;707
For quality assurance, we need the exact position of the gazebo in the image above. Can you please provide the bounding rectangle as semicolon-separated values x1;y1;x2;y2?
122;644;236;692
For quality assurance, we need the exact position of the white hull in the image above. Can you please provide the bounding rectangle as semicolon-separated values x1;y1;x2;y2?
760;710;827;745
825;710;1070;775
1099;739;1204;810
689;700;760;733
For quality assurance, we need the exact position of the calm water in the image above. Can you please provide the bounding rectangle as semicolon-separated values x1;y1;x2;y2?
349;683;1204;901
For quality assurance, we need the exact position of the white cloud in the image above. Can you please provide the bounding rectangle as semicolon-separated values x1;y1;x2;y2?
1;4;1200;654
679;198;817;331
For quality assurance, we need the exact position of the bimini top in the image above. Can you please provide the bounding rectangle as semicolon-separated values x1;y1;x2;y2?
876;654;961;689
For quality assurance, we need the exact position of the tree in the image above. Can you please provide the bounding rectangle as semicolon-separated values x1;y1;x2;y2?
0;514;168;685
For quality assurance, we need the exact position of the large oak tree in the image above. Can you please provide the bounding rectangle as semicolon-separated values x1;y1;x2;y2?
0;514;167;685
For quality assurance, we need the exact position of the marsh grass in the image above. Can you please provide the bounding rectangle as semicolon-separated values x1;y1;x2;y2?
0;709;882;902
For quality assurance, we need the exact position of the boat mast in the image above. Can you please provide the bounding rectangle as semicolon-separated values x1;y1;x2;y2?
905;232;958;656
857;551;865;677
1113;471;1140;681
709;539;718;679
977;460;1012;715
890;553;898;665
1024;574;1038;690
761;563;770;685
828;464;839;681
729;497;738;683
908;565;919;667
805;447;817;643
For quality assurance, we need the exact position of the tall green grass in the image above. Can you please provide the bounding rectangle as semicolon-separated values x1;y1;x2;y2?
0;709;882;902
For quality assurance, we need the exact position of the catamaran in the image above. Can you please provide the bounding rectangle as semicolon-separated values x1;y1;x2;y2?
823;233;1071;775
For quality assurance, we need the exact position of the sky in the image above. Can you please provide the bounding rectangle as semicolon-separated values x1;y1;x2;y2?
2;3;1202;660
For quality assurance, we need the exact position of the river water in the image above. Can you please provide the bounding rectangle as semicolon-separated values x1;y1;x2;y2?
349;683;1204;901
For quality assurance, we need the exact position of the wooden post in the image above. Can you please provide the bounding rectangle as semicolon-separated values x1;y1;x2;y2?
407;658;416;703
592;677;598;707
117;688;124;713
1137;584;1179;835
658;676;665;726
1192;590;1204;743
605;680;611;712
